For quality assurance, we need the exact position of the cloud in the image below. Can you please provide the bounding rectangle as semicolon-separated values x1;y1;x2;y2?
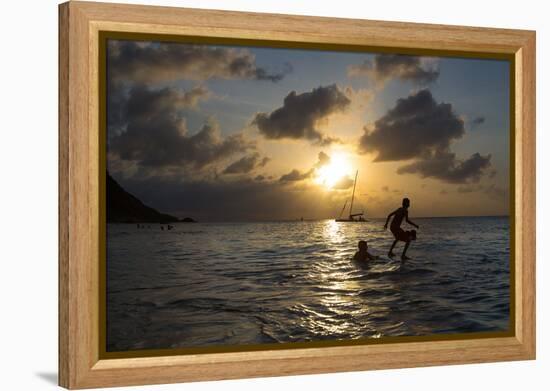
108;40;291;84
113;173;347;221
473;116;485;125
471;116;486;128
397;151;492;184
332;176;355;190
223;153;270;174
107;78;128;137
457;185;477;193
380;186;401;193
279;151;333;183
359;89;492;184
126;84;209;117
315;151;331;168
252;85;351;144
108;84;254;168
113;119;253;168
456;184;507;200
359;89;465;161
348;54;439;86
279;168;313;182
107;82;210;138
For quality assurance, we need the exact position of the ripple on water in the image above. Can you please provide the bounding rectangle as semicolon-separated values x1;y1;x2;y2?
107;217;510;351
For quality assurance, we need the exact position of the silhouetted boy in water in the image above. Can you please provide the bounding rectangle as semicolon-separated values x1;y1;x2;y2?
384;198;419;261
353;240;379;263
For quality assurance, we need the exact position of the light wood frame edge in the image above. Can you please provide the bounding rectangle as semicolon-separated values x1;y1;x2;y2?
58;1;536;389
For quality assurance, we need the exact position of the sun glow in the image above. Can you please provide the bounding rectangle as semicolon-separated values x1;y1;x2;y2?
315;153;353;189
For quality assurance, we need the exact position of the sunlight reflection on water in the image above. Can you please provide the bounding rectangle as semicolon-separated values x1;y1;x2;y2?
107;217;510;351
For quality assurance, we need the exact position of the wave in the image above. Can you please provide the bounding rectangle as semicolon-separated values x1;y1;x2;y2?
106;218;510;351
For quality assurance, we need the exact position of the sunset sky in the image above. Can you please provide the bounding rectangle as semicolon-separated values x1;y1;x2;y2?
106;39;510;221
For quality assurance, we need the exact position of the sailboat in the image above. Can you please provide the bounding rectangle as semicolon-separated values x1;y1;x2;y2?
335;170;367;222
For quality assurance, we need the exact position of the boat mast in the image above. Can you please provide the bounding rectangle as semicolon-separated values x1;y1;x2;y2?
349;170;358;218
338;199;348;219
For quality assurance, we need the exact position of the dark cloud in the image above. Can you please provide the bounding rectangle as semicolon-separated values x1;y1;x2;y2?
107;82;210;138
359;89;464;161
315;151;331;168
397;151;492;184
223;153;270;174
359;89;492;184
108;40;291;84
107;78;128;137
115;174;343;221
472;116;486;126
348;54;439;85
108;84;254;168
470;116;486;131
125;84;209;118
279;169;313;182
317;136;343;146
279;151;333;183
252;85;350;144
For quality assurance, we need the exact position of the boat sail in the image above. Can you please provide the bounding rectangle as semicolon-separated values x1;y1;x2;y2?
335;170;366;222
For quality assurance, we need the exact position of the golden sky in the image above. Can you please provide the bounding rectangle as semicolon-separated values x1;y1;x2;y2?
106;40;510;220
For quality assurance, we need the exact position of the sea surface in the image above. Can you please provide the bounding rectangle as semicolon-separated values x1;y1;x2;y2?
106;217;510;351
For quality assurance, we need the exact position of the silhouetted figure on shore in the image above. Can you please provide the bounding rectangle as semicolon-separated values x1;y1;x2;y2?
167;225;174;230
353;240;379;263
384;198;419;261
160;225;164;231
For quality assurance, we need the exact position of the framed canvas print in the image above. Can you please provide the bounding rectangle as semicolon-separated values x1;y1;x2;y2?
59;1;536;389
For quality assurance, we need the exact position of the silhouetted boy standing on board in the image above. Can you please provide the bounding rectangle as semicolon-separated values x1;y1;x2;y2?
384;198;419;261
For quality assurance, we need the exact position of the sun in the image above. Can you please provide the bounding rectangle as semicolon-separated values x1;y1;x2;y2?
315;153;353;189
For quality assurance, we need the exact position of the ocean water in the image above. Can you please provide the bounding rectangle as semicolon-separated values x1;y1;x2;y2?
106;216;510;351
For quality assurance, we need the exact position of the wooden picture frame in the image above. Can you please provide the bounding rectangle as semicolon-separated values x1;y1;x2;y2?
59;1;536;389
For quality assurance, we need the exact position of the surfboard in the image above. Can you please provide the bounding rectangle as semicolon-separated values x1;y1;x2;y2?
370;259;401;273
353;257;401;273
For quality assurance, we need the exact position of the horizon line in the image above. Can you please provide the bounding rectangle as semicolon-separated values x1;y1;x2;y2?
159;214;510;223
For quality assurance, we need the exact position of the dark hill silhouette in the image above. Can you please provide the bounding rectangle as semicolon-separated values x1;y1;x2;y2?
107;172;181;223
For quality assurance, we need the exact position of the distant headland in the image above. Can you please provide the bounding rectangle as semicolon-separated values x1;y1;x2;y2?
107;172;196;223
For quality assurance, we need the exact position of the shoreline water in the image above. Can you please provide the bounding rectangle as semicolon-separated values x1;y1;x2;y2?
107;216;510;352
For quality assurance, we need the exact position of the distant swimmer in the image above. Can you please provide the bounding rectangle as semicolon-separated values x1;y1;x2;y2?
384;197;419;261
353;240;379;263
